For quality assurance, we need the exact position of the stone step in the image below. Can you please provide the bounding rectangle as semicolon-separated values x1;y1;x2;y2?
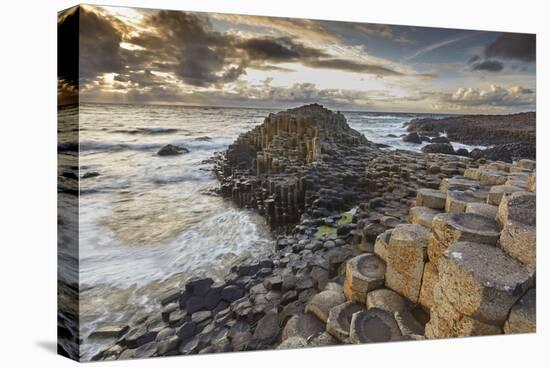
326;302;367;342
349;308;402;343
415;188;446;209
445;190;483;213
437;241;534;324
487;185;523;206
409;206;440;228
429;213;500;262
344;254;386;303
384;224;430;303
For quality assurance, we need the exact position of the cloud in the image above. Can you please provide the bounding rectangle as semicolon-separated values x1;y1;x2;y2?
471;59;504;72
404;34;471;61
485;33;535;62
446;84;534;107
467;55;480;64
303;58;403;76
78;7;406;91
79;7;127;83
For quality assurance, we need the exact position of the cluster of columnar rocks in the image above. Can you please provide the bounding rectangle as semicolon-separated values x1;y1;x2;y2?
93;106;536;361
215;104;380;228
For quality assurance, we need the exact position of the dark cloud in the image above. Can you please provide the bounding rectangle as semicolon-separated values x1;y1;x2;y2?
79;7;127;83
239;37;326;61
467;55;480;64
77;7;405;91
303;58;403;76
471;59;504;72
485;33;536;62
58;7;79;89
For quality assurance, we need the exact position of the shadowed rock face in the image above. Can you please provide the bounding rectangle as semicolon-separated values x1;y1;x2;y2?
215;104;380;228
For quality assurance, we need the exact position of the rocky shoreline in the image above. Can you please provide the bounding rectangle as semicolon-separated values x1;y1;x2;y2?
92;105;536;361
404;112;535;162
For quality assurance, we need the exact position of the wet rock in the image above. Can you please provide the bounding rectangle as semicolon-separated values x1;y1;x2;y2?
422;143;455;155
344;254;386;303
221;285;244;302
504;288;536;334
349;309;402;343
305;290;346;323
124;326;158;349
156;335;180;356
176;321;196;340
402;132;422;144
385;224;430;303
327;302;367;341
431;136;450;144
89;325;129;339
438;241;534;324
185;277;214;297
157;144;189;156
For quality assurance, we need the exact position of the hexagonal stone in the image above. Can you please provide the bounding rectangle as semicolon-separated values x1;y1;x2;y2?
408;206;439;228
465;202;498;219
497;191;536;227
418;261;438;309
349;309;402;343
394;311;424;338
438;241;534;324
89;325;129;339
517;159;536;171
253;310;280;344
344;254;386;303
366;289;409;314
504;288;536;334
416;189;446;209
500;220;536;271
326;302;366;342
305;290;346;323
277;336;308;349
429;213;500;262
463;168;482;180
308;331;338;347
440;177;479;193
445;190;482;213
487;185;523;206
373;229;392;262
478;169;509;186
385;224;430;303
425;283;501;339
282;313;325;341
527;172;536;192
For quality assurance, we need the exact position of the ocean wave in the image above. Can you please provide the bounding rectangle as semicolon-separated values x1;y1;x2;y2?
112;127;180;135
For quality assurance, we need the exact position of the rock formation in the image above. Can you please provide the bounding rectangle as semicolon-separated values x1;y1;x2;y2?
93;106;536;361
215;104;379;228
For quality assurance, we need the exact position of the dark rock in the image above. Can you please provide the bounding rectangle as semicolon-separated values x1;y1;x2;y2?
157;144;189;156
185;277;214;297
82;172;100;179
176;321;196;340
402;132;422;144
422;143;455;155
253;311;281;345
221;285;244;302
455;148;469;157
431;136;450;144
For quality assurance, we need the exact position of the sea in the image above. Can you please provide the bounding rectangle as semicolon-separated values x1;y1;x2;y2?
58;103;486;359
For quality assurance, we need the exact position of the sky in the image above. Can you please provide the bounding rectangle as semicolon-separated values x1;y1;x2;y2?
58;5;536;113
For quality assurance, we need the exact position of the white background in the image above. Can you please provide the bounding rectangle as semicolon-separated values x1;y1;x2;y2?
0;0;547;365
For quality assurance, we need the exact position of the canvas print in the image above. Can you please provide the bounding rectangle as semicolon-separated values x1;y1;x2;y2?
57;4;536;362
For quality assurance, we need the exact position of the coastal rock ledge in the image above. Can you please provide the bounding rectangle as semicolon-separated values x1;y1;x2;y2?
91;105;536;361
